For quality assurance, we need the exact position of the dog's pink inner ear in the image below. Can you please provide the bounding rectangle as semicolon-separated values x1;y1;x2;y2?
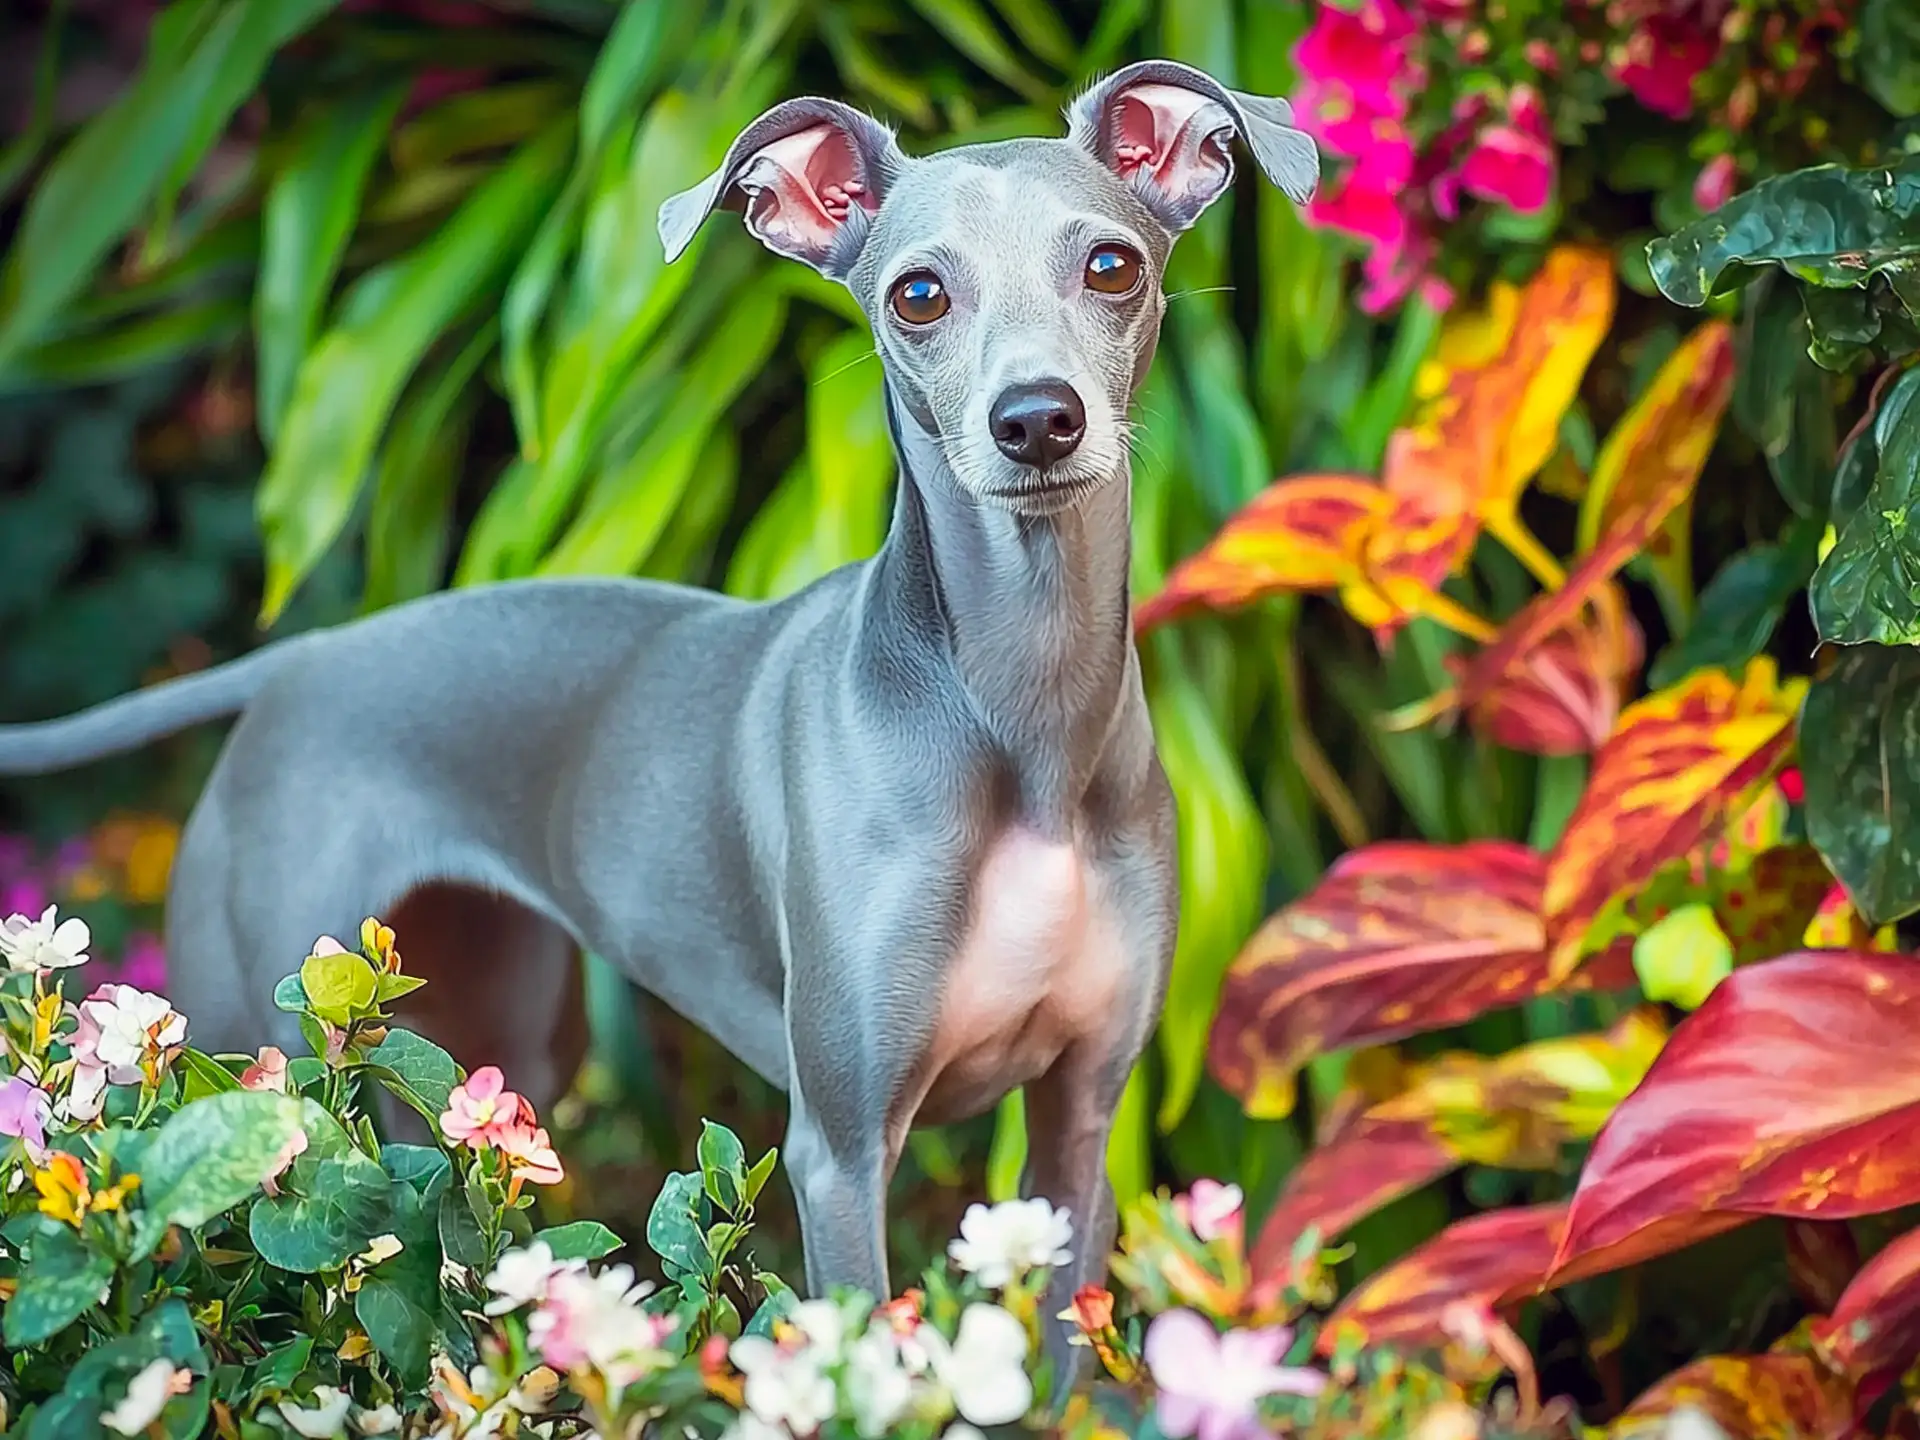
1113;82;1233;210
733;123;876;262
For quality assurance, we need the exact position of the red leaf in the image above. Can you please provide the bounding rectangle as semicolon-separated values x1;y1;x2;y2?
1319;1202;1569;1353
1610;1354;1853;1440
1813;1226;1920;1398
1207;841;1636;1118
1453;582;1644;757
1551;951;1920;1288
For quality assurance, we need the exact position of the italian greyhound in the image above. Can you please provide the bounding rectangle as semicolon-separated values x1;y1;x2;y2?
0;60;1317;1363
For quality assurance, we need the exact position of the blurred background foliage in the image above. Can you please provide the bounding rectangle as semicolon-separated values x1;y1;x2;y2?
1;0;1915;1418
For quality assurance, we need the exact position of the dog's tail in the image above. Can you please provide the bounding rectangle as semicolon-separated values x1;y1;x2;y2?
0;640;303;776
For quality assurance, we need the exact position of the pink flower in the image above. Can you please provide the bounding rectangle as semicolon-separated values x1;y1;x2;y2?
1458;125;1554;213
241;1046;290;1093
1145;1310;1327;1440
1612;17;1715;120
262;1127;309;1198
1307;172;1408;250
1174;1180;1246;1245
0;1076;52;1164
1693;153;1739;211
497;1121;565;1187
1295;0;1419;111
439;1066;524;1146
1299;84;1415;186
1357;229;1448;314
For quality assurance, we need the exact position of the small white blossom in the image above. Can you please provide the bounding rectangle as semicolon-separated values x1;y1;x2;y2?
354;1404;403;1435
357;1234;404;1267
947;1198;1073;1288
843;1327;914;1438
926;1303;1033;1427
73;983;186;1083
0;906;90;972
102;1359;189;1435
731;1336;837;1435
945;1427;988;1440
280;1387;354;1438
484;1241;581;1316
721;1416;792;1440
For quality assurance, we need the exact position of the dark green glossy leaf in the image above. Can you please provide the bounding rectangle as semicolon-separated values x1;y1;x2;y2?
255;84;407;443
25;1299;207;1440
352;1179;442;1386
176;1047;242;1100
366;1028;460;1124
1650;521;1822;689
250;1148;392;1273
131;1090;306;1258
536;1219;623;1261
1802;643;1920;926
646;1170;708;1279
439;1186;491;1269
1648;157;1920;370
380;1142;453;1201
4;1222;113;1346
1808;367;1920;644
1734;274;1837;516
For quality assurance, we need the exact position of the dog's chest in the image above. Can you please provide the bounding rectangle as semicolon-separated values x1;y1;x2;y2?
913;829;1126;1125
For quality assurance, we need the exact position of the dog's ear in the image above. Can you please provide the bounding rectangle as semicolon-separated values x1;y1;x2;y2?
1067;60;1319;230
658;99;905;277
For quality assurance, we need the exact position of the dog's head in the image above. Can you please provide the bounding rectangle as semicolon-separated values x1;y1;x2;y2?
660;61;1319;515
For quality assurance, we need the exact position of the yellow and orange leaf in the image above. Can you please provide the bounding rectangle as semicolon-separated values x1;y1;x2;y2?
1607;1354;1855;1440
1550;951;1920;1290
1208;841;1637;1119
1541;657;1807;979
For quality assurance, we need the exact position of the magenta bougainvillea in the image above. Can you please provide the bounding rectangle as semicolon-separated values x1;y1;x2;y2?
1294;0;1863;313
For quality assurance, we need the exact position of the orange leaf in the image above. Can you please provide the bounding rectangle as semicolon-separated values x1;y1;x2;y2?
1319;1202;1568;1353
1541;657;1807;979
1813;1226;1920;1397
1133;475;1391;632
1550;951;1920;1290
1609;1354;1854;1440
1388;245;1616;524
1207;841;1638;1119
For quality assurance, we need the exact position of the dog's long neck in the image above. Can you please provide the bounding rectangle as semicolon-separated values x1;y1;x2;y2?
866;397;1137;831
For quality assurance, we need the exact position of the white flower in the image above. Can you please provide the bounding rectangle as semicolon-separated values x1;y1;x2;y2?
721;1416;792;1440
280;1387;354;1438
945;1428;987;1440
731;1337;837;1435
0;906;90;972
947;1198;1073;1288
102;1359;189;1435
354;1404;403;1435
529;1265;670;1385
842;1327;914;1438
927;1303;1033;1427
484;1240;581;1316
59;1061;108;1123
73;983;186;1084
357;1233;403;1267
787;1298;850;1357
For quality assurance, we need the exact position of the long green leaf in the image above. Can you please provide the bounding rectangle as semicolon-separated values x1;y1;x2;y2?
255;85;407;444
257;119;573;622
0;0;341;365
902;0;1054;103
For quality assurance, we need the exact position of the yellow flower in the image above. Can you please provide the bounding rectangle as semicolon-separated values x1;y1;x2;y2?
359;917;402;973
35;1152;89;1225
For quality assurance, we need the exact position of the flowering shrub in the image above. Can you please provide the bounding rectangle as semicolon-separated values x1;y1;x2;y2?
1294;0;1886;311
0;904;1575;1439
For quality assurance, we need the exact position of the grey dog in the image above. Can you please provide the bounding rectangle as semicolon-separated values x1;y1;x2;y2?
0;58;1316;1358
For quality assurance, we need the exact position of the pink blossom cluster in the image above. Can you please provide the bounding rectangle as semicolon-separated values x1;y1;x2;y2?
441;1064;565;1189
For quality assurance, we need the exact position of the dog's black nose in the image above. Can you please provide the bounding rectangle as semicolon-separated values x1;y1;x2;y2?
990;381;1086;467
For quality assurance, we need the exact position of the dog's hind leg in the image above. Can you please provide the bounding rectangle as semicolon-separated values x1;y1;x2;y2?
380;881;588;1121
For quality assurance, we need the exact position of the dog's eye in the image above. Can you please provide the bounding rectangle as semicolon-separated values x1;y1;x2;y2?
890;271;950;325
1085;244;1143;295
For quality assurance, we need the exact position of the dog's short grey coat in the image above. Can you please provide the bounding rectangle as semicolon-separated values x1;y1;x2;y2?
0;59;1316;1373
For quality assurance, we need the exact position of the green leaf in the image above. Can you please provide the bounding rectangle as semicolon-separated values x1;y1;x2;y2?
984;0;1077;70
986;1088;1027;1203
439;1186;491;1269
536;1219;624;1261
1733;273;1836;517
299;949;378;1028
1632;903;1734;1010
1649;520;1822;689
903;0;1053;100
745;1275;796;1338
1647;157;1920;369
743;1146;778;1206
0;296;249;392
247;1335;313;1401
1808;367;1920;645
580;0;681;154
1802;643;1920;927
26;1298;208;1440
697;1120;748;1211
250;1148;392;1272
131;1090;305;1258
380;1143;453;1201
353;1180;442;1387
176;1046;242;1100
646;1170;707;1278
1861;0;1920;116
366;1028;460;1123
255;84;408;444
273;973;308;1013
4;1222;114;1345
256;117;573;622
0;0;342;366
